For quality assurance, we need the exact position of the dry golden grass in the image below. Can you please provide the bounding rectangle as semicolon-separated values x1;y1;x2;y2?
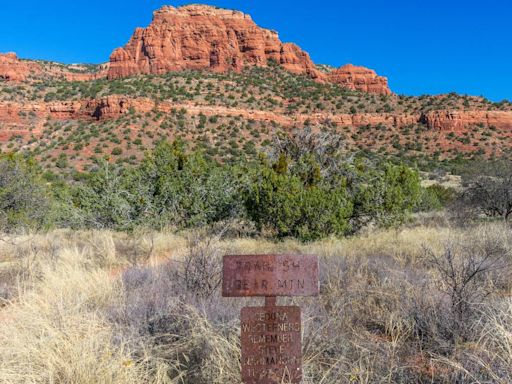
0;249;148;383
0;223;511;383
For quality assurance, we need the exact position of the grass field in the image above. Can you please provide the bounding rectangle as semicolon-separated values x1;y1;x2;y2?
0;221;511;383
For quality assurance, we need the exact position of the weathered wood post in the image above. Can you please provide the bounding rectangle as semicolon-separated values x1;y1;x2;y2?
222;254;319;383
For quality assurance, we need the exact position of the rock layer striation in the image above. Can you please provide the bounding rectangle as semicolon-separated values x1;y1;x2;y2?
327;64;391;95
108;5;321;80
107;5;390;94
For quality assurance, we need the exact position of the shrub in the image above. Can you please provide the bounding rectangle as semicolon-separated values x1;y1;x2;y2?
461;160;512;221
73;162;134;229
246;154;353;241
422;229;511;343
111;147;123;156
416;185;458;212
353;162;422;228
55;153;68;169
75;140;245;231
0;155;52;233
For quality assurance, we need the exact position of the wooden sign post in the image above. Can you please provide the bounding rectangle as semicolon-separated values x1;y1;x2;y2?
222;254;319;384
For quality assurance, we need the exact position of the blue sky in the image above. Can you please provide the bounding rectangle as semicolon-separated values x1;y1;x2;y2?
1;0;510;101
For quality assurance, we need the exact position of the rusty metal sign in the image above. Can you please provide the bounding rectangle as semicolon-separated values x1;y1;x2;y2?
223;254;319;383
222;254;319;297
241;306;302;384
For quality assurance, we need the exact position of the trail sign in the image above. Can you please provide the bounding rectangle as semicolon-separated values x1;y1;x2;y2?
222;254;319;384
222;254;319;297
241;306;302;383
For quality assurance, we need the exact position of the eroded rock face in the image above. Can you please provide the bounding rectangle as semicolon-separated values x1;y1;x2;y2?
87;96;155;119
108;5;322;80
328;64;391;95
107;5;390;93
3;94;511;133
0;53;42;81
420;110;512;131
0;52;108;82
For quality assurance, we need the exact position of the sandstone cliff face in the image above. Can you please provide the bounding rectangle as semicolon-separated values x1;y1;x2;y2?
108;5;391;93
420;110;512;131
0;53;42;81
87;96;155;119
2;95;512;132
328;64;391;95
0;52;108;82
108;5;322;80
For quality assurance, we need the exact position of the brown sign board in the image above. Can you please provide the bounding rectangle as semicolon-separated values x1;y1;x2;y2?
241;306;302;384
222;254;319;297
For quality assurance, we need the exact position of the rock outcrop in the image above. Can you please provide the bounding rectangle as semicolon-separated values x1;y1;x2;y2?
108;5;391;93
87;96;155;119
0;52;108;82
327;64;391;95
0;53;42;81
63;64;109;82
108;5;323;80
420;110;512;131
3;95;511;133
2;7;390;94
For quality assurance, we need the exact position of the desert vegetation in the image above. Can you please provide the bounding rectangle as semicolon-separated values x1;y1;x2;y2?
1;71;511;383
0;221;511;383
2;5;511;382
1;128;511;383
3;63;512;171
3;62;511;114
0;130;430;241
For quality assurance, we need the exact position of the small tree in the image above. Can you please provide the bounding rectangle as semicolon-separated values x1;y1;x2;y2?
0;154;51;233
111;147;123;156
463;160;512;221
73;161;134;229
353;162;422;229
246;154;353;241
55;153;69;169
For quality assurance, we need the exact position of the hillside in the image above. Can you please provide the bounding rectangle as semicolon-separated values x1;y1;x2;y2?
0;4;511;173
1;64;511;172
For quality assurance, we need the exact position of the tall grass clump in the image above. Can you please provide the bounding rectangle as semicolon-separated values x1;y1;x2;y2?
0;248;151;383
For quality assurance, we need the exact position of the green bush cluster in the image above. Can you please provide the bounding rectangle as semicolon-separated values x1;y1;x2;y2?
246;154;353;241
1;140;427;241
416;184;458;212
74;140;244;230
0;154;52;232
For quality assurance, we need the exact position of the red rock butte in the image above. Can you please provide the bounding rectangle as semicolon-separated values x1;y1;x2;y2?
107;4;391;94
108;5;320;79
328;64;391;95
0;52;41;81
